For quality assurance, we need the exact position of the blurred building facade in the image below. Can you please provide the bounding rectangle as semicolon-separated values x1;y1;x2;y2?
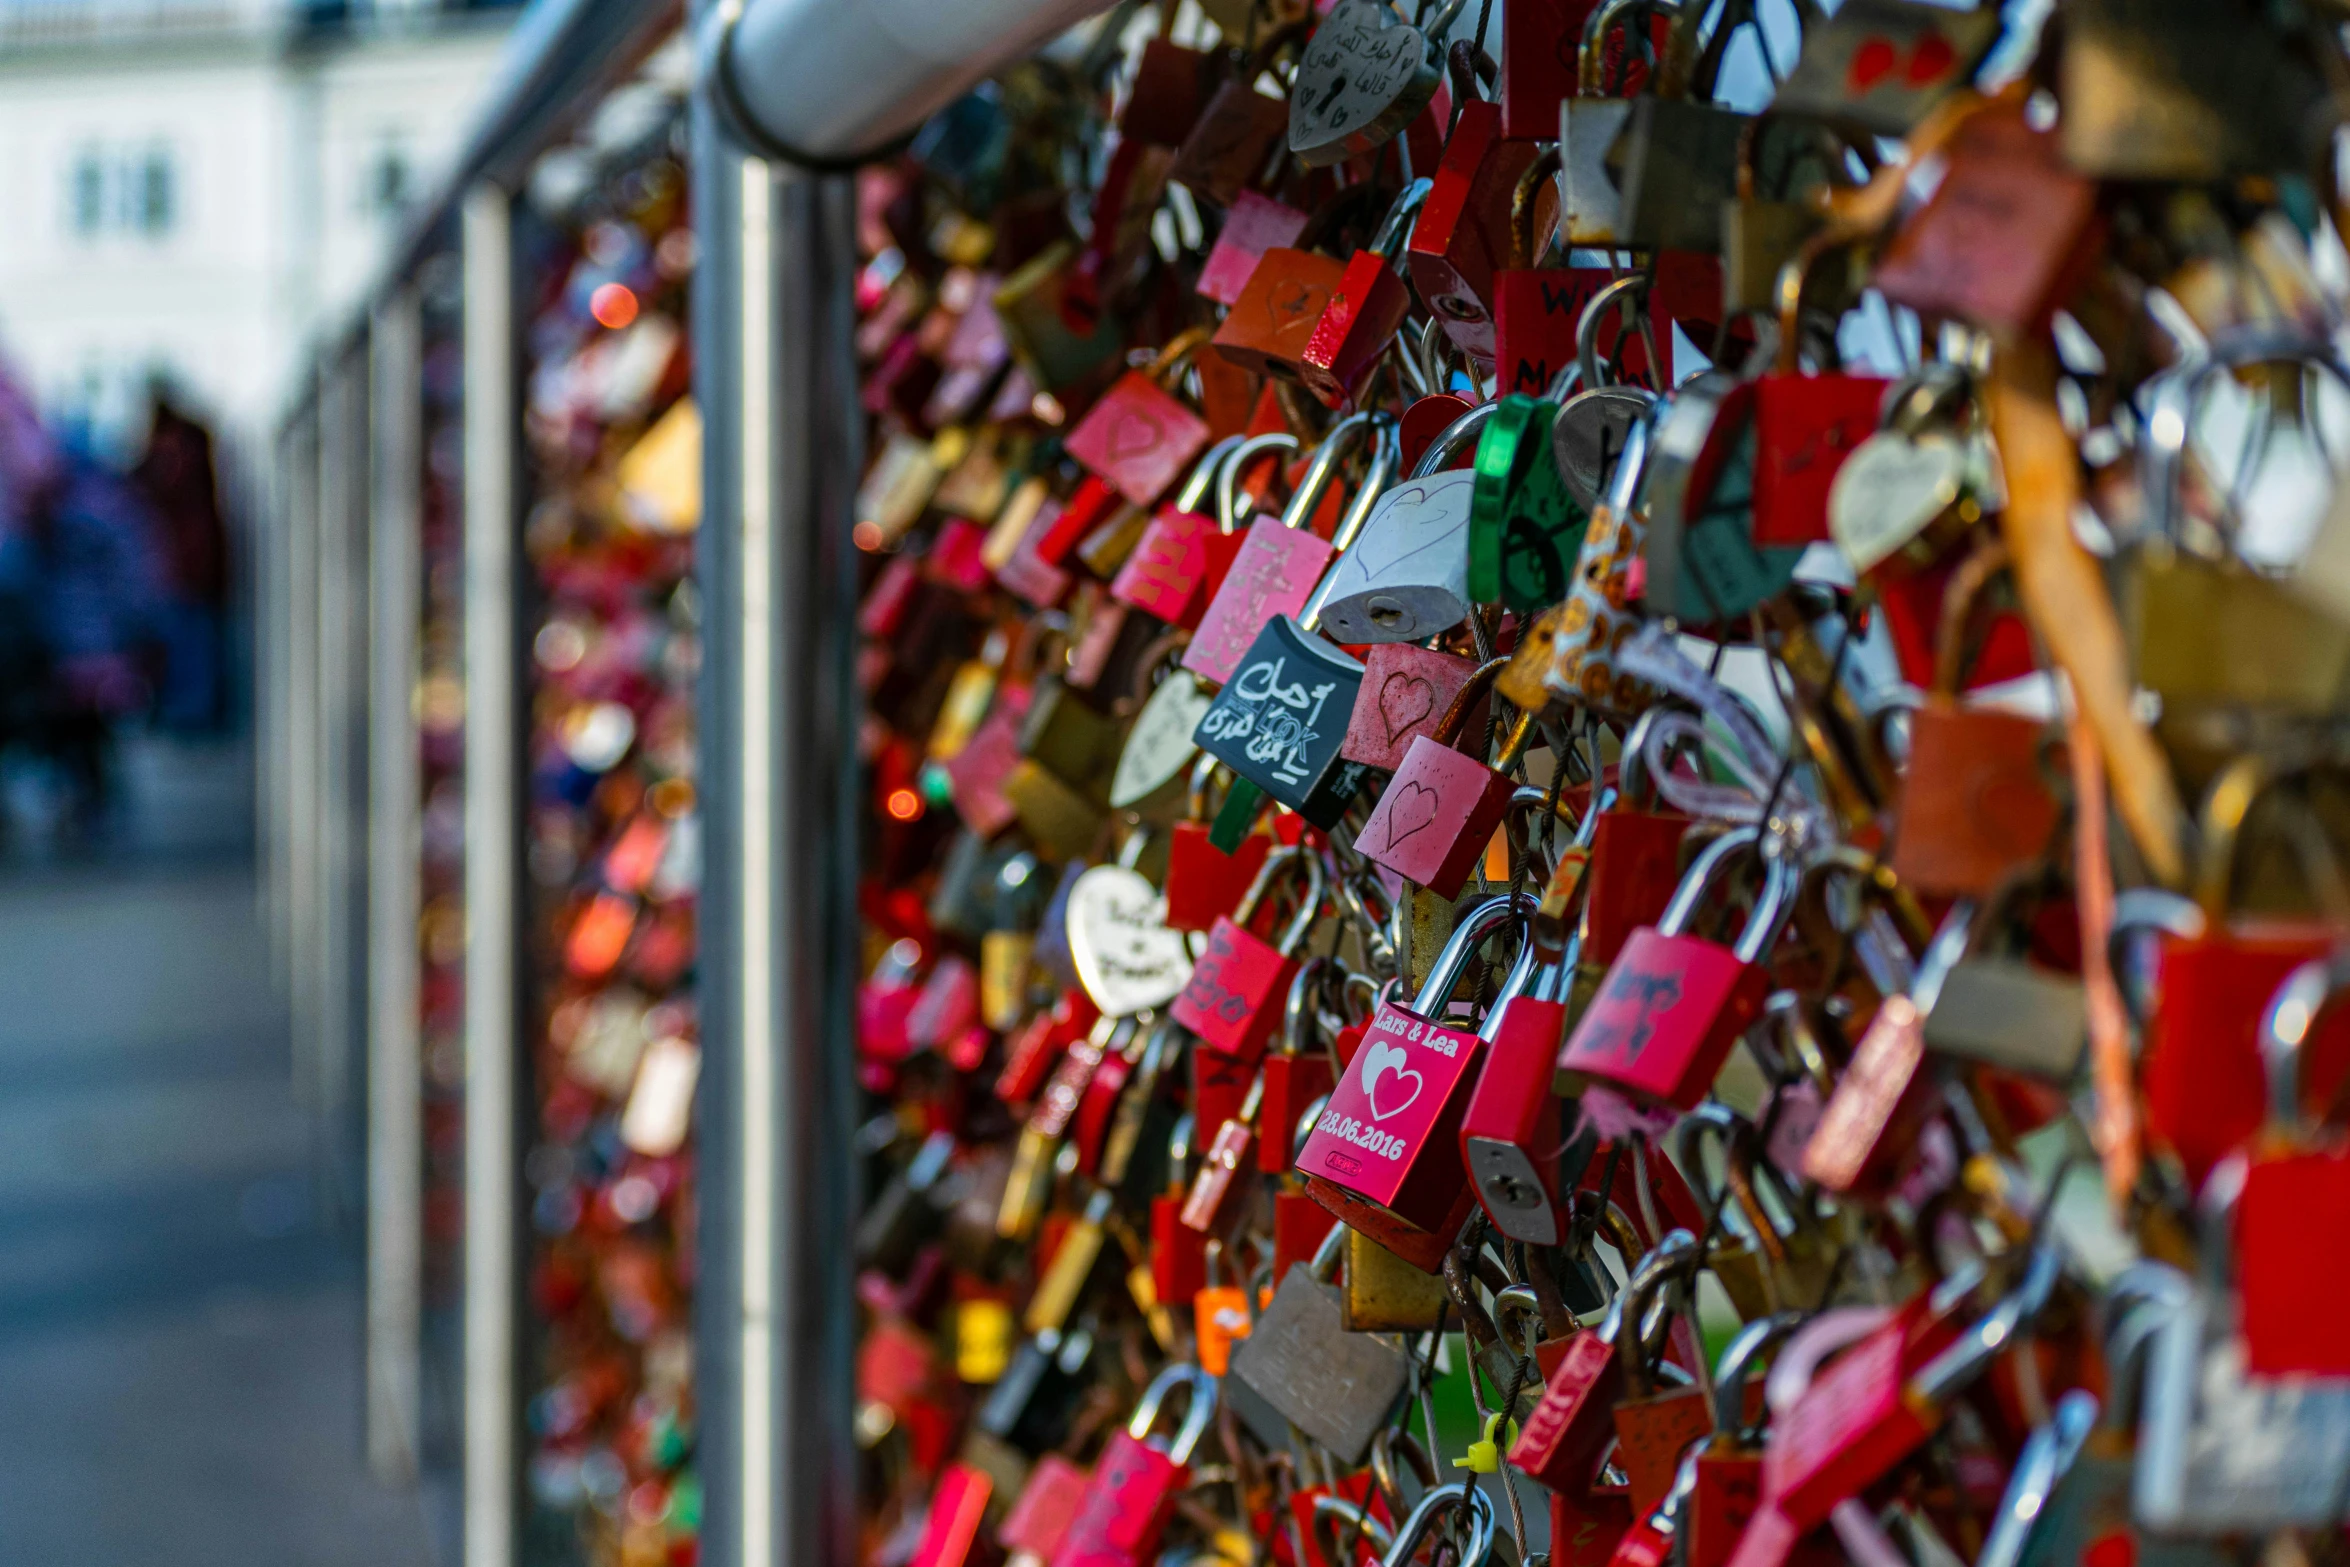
0;0;522;454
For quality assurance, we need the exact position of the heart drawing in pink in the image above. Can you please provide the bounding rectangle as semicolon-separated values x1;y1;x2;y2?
1380;780;1442;849
1106;409;1164;465
1360;1040;1425;1122
1377;673;1437;746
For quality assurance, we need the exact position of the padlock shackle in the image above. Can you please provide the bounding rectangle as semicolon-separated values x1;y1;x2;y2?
1369;177;1436;265
1308;1211;1348;1282
1143;323;1215;390
2192;748;2348;924
1411;400;1501;479
1975;1389;2099;1567
1601;411;1652;517
1410;890;1540;1022
2258;948;2350;1136
1176;433;1248;514
1370;1427;1438;1517
1218;430;1301;533
1311;1496;1397;1564
1604;1226;1700;1389
1281;954;1334;1058
1930;535;2016;700
1509;145;1563;271
1125;1362;1219;1462
1670;1103;1780;1260
1908;1241;2063;1404
1377;1480;1495;1567
1577;272;1652;397
1294;1090;1332;1157
1284;407;1395;534
1491;1283;1548;1364
1578;0;1681;95
1656;826;1796;966
1231;842;1328;957
1711;1309;1803;1442
2104;887;2203;1029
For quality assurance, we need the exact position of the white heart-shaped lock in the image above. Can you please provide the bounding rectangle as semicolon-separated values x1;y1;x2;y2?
1829;430;1966;574
1065;865;1193;1017
1109;670;1210;809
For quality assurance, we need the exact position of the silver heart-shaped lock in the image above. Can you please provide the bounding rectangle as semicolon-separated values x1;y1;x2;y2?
1109;668;1212;810
1287;0;1464;169
1065;864;1193;1017
1307;402;1494;644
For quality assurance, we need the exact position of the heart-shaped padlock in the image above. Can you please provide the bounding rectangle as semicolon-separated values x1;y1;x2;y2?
1287;0;1462;169
1065;864;1195;1017
1111;669;1213;810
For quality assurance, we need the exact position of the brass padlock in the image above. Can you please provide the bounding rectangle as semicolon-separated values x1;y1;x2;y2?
1340;1224;1451;1332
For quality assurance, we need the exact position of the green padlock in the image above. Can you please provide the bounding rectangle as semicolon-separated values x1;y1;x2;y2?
1469;394;1592;613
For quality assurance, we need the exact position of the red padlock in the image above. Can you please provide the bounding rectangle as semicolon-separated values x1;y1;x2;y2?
1048;1365;1216;1567
1342;642;1483;774
1300;183;1433;409
1509;1230;1698;1495
2236;954;2350;1375
1583;715;1693;967
1212;247;1347;381
1261;960;1341;1175
1557;827;1796;1111
1172;843;1326;1061
1406;99;1539;365
1461;948;1575;1245
1298;893;1530;1238
1356;670;1538;900
1199;189;1311;305
1750;332;1889;549
909;1462;1000;1567
998;1454;1091;1566
1065;360;1213;509
1178;1069;1264;1236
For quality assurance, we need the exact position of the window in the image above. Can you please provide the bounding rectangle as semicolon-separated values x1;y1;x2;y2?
69;147;104;240
135;147;174;238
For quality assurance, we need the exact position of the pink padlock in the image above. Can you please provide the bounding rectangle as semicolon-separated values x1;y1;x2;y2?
1049;1365;1216;1567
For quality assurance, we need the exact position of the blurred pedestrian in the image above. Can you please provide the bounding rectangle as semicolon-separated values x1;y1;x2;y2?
132;386;231;733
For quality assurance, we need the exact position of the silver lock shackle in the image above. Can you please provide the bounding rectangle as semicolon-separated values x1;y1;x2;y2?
1377;1479;1496;1567
1175;433;1247;515
1230;843;1328;958
1655;826;1798;965
1126;1362;1219;1464
1218;431;1301;533
1712;1310;1804;1442
1410;890;1541;1020
1976;1389;2100;1567
2258;947;2350;1136
1410;400;1500;479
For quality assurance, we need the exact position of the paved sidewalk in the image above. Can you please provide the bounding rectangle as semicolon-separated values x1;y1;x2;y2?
0;861;441;1566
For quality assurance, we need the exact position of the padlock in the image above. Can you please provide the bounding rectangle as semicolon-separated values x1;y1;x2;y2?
1686;1313;1804;1567
976;1322;1099;1456
1261;959;1340;1172
856;1128;961;1272
1163;759;1275;934
1212;246;1348;382
1301;181;1434;409
1048;1364;1216;1567
1064;333;1215;510
1508;1229;1699;1495
1671;1104;1830;1320
1609;1243;1720;1517
1310;402;1494;646
1191;614;1367;829
1299;892;1534;1239
1172;842;1325;1062
1766;0;2001;135
2058;0;2324;182
1469;391;1587;613
1615;94;1748;256
993;239;1125;392
1462;938;1578;1246
1178;1068;1265;1236
2132;1189;2350;1533
1749;257;1888;549
1226;1222;1414;1465
1170;28;1297;204
1110;436;1247;631
2141;754;2350;1187
1583;713;1692;968
1890;542;2063;898
1871;98;2102;344
1062;852;1194;1020
1919;884;2089;1082
1406;98;1540;366
1642;365;1805;629
999;1015;1123;1240
1555;0;1654;248
2235;954;2350;1375
909;1461;1000;1567
1543;405;1654;715
1557;826;1798;1112
1297;1489;1394;1567
1287;0;1464;169
1182;430;1335;688
1342;642;1482;777
1361;675;1541;903
999;1453;1092;1567
1149;1115;1208;1308
1024;1186;1117;1335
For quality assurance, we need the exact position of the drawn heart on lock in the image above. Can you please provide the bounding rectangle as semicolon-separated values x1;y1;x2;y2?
1847;31;1958;95
1360;1040;1425;1122
1267;276;1327;325
1376;673;1437;746
1105;409;1165;466
1066;864;1195;1016
1288;0;1435;167
1350;477;1474;580
1380;780;1441;849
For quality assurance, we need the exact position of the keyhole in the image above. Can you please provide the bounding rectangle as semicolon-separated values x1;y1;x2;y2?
1314;72;1351;118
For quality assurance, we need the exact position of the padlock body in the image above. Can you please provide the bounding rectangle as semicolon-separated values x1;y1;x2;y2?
1891;702;2061;897
1110;506;1215;627
2239;1148;2350;1375
1356;732;1515;899
1312;470;1477;646
1584;810;1689;964
1461;996;1571;1244
1228;1264;1411;1465
1551;1489;1634;1567
1271;1188;1340;1281
909;1462;998;1567
1050;1429;1186;1567
1184;521;1340;687
1342;643;1481;772
1750;372;1888;547
1148;1194;1207;1306
1212;246;1346;379
1296;1001;1485;1232
1508;1327;1626;1494
1192;615;1366;828
1260;1051;1336;1173
1172;915;1297;1060
1301;248;1413;408
1001;1454;1092;1561
1764;1303;1959;1532
1177;1115;1257;1232
1557;929;1768;1109
1162;822;1272;934
1065;370;1211;507
1614;1385;1717;1518
1405;101;1533;363
1801;995;1931;1196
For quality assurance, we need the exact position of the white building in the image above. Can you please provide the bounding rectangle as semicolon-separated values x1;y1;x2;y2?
0;0;520;456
